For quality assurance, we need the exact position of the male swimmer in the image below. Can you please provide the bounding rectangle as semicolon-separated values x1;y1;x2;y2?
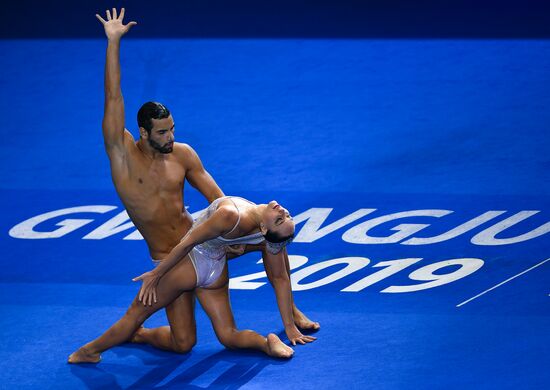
68;8;318;362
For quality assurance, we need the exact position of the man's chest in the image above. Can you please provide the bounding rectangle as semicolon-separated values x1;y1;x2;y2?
129;158;187;195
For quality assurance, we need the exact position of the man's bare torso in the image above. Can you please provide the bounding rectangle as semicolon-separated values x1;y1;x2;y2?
111;133;195;259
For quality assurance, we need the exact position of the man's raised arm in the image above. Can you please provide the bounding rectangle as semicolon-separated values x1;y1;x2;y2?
95;8;137;156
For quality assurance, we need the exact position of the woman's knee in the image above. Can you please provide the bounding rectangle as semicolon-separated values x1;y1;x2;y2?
216;328;238;349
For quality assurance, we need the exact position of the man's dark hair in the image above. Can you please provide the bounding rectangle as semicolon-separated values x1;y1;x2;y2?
137;102;171;134
264;230;294;244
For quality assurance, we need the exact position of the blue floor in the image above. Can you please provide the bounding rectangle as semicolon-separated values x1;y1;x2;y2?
0;39;549;389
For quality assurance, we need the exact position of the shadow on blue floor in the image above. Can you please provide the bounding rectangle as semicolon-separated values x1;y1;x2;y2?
70;346;284;389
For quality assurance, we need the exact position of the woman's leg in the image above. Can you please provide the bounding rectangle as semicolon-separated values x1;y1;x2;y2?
196;266;294;358
68;256;198;363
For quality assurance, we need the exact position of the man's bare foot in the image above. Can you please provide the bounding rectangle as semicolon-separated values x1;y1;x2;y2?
68;347;101;364
266;334;294;359
293;308;320;331
130;326;146;343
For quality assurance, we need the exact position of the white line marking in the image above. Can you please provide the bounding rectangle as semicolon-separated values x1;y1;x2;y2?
456;258;550;308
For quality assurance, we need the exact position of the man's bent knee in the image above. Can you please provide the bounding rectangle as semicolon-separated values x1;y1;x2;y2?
171;334;196;354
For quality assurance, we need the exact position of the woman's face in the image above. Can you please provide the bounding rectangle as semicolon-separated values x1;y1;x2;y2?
261;200;295;239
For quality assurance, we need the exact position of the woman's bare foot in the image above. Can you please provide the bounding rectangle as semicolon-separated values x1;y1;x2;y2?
67;347;101;364
266;333;294;358
293;308;320;331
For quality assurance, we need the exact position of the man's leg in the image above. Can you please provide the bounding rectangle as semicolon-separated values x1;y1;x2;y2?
68;256;198;363
131;292;197;353
195;266;294;358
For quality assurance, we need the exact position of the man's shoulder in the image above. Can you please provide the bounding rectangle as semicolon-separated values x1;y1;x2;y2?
106;129;137;162
172;142;200;162
173;142;194;153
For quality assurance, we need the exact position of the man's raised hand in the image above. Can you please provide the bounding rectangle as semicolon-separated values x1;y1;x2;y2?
96;8;137;40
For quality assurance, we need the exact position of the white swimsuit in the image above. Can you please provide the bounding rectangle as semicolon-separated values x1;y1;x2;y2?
187;196;265;287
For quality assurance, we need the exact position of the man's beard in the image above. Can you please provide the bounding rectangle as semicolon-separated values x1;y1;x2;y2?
148;138;173;154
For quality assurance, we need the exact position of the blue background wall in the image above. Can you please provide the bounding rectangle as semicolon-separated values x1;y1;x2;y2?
2;0;550;38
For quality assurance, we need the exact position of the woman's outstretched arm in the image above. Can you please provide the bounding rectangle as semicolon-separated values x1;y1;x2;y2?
133;205;238;305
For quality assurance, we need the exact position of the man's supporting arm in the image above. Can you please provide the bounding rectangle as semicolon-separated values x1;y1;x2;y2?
184;145;224;202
